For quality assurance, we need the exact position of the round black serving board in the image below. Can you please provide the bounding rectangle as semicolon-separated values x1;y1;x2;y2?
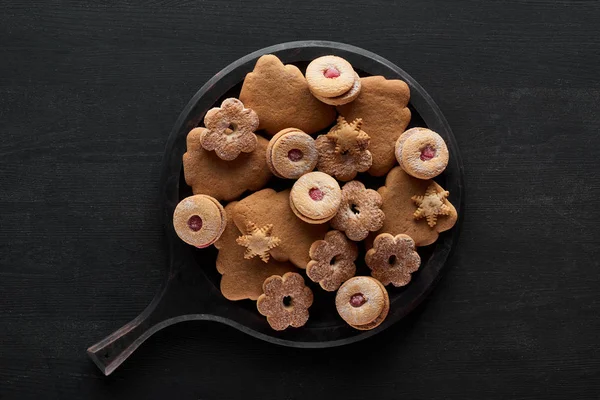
87;41;464;376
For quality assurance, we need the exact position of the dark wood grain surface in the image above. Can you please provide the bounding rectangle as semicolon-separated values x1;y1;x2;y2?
1;1;599;399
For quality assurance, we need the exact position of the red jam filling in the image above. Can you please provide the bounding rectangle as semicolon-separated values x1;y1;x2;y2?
309;188;324;201
420;145;436;161
323;67;341;78
187;215;203;231
350;293;366;307
287;149;304;162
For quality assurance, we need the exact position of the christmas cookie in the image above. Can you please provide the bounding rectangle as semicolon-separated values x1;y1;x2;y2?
315;117;372;181
239;55;336;135
313;73;362;106
257;272;314;331
365;233;421;287
330;181;385;241
376;167;457;246
215;202;295;301
306;56;357;98
232;188;329;269
266;128;318;179
336;276;389;330
337;76;411;176
290;172;342;224
306;230;358;291
201;98;258;160
395;127;449;179
173;194;226;248
183;127;272;201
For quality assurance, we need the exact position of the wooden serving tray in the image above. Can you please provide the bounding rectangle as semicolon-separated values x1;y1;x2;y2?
87;41;464;376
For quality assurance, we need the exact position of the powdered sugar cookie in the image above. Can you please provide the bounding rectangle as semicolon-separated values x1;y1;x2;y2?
395;127;449;179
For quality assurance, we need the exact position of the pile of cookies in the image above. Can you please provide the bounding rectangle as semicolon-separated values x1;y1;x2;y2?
174;54;457;331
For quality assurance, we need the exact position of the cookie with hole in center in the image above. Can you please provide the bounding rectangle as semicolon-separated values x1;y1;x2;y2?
173;194;226;248
337;76;411;176
395;127;449;179
266;128;318;179
336;276;389;330
290;172;342;224
239;55;336;135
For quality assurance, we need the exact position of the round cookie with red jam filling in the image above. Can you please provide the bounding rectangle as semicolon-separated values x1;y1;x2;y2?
289;172;342;224
395;127;449;180
266;128;318;179
173;194;226;248
313;73;362;106
306;56;356;98
335;276;390;330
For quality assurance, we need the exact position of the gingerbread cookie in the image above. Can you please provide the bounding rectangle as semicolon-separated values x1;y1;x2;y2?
232;189;329;269
236;222;281;263
395;127;449;179
306;230;358;291
375;167;457;247
173;194;226;248
215;202;295;301
290;172;342;224
201;98;258;160
337;76;411;176
266;128;318;179
257;272;314;331
365;233;421;287
336;276;389;330
239;55;336;135
315;117;372;181
306;56;356;98
331;181;385;241
183;128;272;201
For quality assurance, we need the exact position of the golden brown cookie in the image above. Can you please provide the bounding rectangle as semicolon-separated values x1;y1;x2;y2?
315;117;372;181
257;272;314;330
183;128;272;201
306;230;357;291
236;222;281;263
266;128;318;179
239;55;336;135
313;73;361;106
215;202;295;301
173;194;226;248
365;233;421;287
395;127;449;179
330;181;385;241
306;56;356;98
232;189;329;269
201;98;258;160
337;76;411;176
336;276;389;330
290;172;342;224
375;167;457;247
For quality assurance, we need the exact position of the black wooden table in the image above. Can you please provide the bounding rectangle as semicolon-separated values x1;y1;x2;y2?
1;1;599;399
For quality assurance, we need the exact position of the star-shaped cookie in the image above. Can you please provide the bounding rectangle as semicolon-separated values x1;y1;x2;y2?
236;222;281;263
411;184;452;227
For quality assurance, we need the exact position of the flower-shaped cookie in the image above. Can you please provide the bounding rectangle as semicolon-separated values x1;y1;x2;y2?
316;116;372;181
365;233;421;287
201;98;259;160
306;230;358;291
257;272;314;331
331;181;385;241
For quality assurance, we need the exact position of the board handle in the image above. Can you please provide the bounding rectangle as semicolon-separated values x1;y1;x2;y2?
87;284;174;376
